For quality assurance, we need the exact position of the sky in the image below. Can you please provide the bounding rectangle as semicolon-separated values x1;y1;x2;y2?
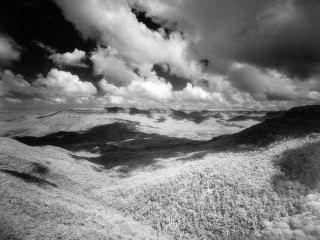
0;0;320;111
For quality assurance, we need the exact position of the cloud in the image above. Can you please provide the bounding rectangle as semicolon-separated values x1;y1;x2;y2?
99;77;173;103
0;69;97;105
53;0;203;80
5;97;23;104
229;63;319;102
6;0;318;110
96;62;226;105
177;83;213;102
135;0;320;79
91;47;138;85
1;67;312;110
126;0;320;106
0;34;21;66
129;79;173;101
49;49;88;68
33;68;97;96
98;76;232;107
33;40;56;54
232;0;320;79
0;70;32;95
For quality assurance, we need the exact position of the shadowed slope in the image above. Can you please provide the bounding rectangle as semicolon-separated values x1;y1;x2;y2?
227;115;264;122
283;105;320;120
227;111;284;122
105;107;125;113
36;111;63;119
15;122;146;146
14;105;320;170
225;105;320;147
273;141;320;191
170;109;210;124
15;122;203;171
0;169;58;188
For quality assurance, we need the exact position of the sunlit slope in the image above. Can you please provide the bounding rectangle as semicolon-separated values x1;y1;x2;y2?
2;135;320;239
110;136;320;240
1;105;320;239
0;137;166;240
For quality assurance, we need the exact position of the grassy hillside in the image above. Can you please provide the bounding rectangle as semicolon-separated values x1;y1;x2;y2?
109;137;320;240
0;138;166;240
1;105;320;239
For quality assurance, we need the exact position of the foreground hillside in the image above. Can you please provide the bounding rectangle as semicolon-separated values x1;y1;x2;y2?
1;105;320;239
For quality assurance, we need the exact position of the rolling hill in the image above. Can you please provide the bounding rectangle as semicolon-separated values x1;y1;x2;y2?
1;105;320;239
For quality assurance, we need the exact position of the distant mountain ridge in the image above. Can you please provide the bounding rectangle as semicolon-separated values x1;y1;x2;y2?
225;105;320;147
103;107;274;124
9;105;320;161
35;107;273;125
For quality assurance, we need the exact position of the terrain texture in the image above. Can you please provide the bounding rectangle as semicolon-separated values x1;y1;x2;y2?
0;106;320;240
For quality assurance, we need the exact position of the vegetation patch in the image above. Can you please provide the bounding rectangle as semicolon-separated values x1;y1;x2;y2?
113;168;311;239
274;142;320;191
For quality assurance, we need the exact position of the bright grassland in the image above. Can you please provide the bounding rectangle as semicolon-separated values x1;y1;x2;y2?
1;136;320;239
109;136;320;240
1;105;320;239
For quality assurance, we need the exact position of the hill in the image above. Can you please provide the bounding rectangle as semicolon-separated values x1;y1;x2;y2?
0;137;165;240
1;105;320;239
0;108;266;140
216;105;320;148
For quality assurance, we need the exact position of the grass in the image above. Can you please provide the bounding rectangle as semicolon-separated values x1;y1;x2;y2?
104;137;320;240
2;135;320;239
0;137;166;240
260;193;320;240
1;106;320;239
274;142;320;191
111;169;309;239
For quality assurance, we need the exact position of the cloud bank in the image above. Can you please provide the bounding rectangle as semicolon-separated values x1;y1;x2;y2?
50;0;320;109
135;0;320;79
2;0;320;110
0;69;97;106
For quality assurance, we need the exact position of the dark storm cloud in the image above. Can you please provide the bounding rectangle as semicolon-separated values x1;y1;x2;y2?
131;9;172;39
231;0;320;79
213;0;320;79
228;64;296;101
138;0;320;79
152;64;191;91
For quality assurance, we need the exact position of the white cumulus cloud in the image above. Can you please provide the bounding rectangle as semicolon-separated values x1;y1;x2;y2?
99;78;173;103
54;0;203;80
91;47;138;85
0;69;97;107
33;68;97;96
49;49;88;68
